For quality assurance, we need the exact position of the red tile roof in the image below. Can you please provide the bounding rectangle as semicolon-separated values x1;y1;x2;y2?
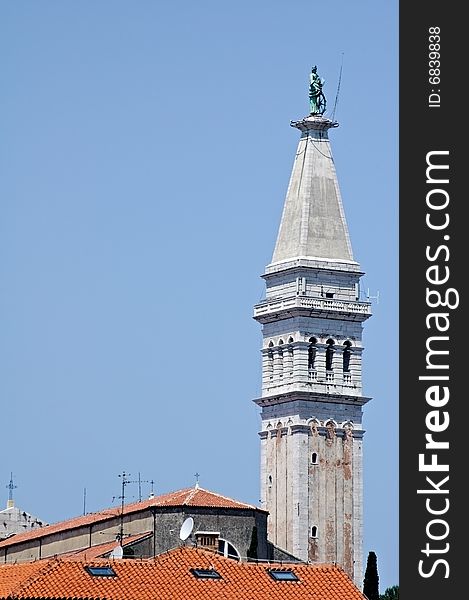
146;486;262;510
0;561;50;599
0;546;366;600
0;487;264;549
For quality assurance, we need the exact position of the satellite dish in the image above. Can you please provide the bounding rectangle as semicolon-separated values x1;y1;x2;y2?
179;517;194;541
109;544;124;559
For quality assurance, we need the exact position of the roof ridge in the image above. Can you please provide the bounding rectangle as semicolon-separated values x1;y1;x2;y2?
194;487;257;508
156;487;194;504
183;487;199;504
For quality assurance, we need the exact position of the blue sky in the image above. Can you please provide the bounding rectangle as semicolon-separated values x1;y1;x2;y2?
0;0;398;591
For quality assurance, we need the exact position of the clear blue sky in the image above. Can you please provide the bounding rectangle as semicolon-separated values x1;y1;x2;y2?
1;0;398;591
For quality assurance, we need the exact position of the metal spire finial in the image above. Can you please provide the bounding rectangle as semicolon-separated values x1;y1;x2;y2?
6;472;17;508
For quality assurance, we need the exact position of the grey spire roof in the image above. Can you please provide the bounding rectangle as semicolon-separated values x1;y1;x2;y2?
271;116;354;265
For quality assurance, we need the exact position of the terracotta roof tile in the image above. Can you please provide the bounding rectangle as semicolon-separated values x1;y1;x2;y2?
0;546;366;600
0;487;264;549
0;561;51;598
141;486;261;510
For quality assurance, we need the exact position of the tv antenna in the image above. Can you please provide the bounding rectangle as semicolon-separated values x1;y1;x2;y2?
179;517;194;543
331;52;344;122
117;471;130;543
128;472;151;502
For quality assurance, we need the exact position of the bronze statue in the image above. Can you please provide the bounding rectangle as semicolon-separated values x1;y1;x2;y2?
309;65;326;115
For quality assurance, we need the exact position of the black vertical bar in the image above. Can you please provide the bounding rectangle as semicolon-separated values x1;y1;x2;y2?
400;2;465;599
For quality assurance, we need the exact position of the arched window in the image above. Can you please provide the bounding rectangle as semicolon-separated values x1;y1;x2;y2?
278;340;284;378
267;349;274;379
287;338;294;376
267;341;274;380
218;539;241;559
308;337;317;370
311;452;318;465
310;526;318;538
343;341;352;372
326;339;335;371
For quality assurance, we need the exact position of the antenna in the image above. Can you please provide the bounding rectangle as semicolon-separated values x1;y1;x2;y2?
83;487;87;516
331;52;344;122
117;471;130;543
366;289;380;304
179;517;194;541
128;472;151;502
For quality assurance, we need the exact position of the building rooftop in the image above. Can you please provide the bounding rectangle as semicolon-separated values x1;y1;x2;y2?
0;545;366;600
0;487;265;550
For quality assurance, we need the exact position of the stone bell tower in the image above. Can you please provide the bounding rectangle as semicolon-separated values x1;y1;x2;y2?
253;71;372;585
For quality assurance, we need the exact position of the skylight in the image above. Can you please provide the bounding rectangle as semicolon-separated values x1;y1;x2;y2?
268;569;299;581
85;566;117;577
190;568;222;579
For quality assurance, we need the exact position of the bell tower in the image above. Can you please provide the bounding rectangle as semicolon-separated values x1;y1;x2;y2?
253;70;372;585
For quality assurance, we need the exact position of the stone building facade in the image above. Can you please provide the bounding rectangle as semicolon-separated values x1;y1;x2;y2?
0;504;47;542
254;115;371;585
0;487;278;564
0;477;47;542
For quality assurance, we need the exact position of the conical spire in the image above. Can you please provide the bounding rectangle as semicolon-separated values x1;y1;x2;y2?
271;116;355;265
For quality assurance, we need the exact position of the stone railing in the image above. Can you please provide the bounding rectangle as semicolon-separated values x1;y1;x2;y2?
254;296;371;318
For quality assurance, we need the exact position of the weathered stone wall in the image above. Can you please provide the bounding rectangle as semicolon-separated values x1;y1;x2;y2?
152;507;267;560
260;419;363;582
265;269;360;303
0;506;268;564
0;506;47;541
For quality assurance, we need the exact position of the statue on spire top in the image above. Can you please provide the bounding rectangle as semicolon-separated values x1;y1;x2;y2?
309;65;326;116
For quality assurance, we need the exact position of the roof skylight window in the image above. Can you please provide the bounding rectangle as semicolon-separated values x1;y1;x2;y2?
85;566;117;577
190;568;222;579
267;569;299;581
